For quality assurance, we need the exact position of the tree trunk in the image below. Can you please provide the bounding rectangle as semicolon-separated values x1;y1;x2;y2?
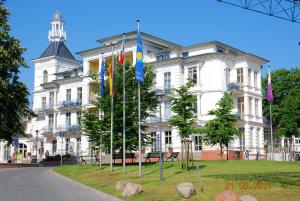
226;143;229;160
220;143;223;159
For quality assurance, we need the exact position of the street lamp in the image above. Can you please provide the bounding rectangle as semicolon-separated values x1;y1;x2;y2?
59;132;64;166
155;89;165;182
35;130;39;165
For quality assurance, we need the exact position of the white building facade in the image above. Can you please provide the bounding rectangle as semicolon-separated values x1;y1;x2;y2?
0;12;268;163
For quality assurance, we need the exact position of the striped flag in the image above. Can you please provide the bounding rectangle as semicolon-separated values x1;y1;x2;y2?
109;62;113;96
118;39;124;65
99;56;105;97
267;68;273;102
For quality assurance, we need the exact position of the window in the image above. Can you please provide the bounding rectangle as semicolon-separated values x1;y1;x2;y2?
52;140;57;154
248;97;253;115
77;87;82;104
248;69;252;86
193;96;198;116
238;97;244;116
42;97;46;109
66;89;71;101
66;112;71;126
164;100;171;121
255;99;259;116
4;144;11;161
48;114;54;128
156;53;170;61
216;46;226;53
182;52;189;58
188;67;197;83
237;69;243;86
43;70;48;83
49;92;54;107
194;135;202;151
254;72;258;88
165;131;172;146
77;111;81;126
150;132;157;152
164;72;171;90
238;128;245;150
76;137;81;154
226;69;231;85
66;139;70;154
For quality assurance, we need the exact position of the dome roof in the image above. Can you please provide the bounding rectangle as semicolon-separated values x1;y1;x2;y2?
52;11;63;22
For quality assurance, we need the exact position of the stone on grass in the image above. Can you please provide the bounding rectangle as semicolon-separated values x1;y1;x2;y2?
240;195;258;201
115;181;127;191
215;190;239;201
122;183;143;197
176;182;196;199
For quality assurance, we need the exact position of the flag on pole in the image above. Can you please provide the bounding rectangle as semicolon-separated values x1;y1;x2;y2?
135;22;144;83
99;56;105;97
118;39;124;65
109;62;114;96
267;68;273;102
13;135;19;151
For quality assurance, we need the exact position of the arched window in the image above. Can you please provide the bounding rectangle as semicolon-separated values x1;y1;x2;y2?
18;143;27;158
43;70;48;83
3;144;11;161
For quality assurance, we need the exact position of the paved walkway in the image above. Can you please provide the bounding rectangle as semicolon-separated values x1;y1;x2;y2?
0;167;123;201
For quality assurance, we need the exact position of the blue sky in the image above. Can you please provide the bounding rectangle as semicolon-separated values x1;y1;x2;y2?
5;0;300;103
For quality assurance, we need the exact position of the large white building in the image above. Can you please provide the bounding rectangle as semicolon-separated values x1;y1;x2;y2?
0;11;268;163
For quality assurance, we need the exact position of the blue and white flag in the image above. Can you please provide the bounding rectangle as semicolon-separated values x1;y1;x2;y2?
135;22;144;84
99;57;105;96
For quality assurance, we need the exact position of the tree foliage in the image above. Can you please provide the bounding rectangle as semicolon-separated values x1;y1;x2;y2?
201;92;240;159
81;59;158;152
169;80;198;140
0;3;33;143
262;68;300;137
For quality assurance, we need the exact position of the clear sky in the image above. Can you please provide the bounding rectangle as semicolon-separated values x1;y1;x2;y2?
5;0;300;103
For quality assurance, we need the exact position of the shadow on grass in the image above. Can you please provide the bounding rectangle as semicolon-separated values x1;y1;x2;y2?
208;171;300;187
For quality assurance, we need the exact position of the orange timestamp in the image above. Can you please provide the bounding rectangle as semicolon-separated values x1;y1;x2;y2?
225;180;271;190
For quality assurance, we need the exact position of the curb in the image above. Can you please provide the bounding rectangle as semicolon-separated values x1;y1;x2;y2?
50;168;123;201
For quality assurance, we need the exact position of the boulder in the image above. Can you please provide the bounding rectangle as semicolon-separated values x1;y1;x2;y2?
115;181;127;191
176;182;196;198
240;195;258;201
215;190;239;201
122;183;143;197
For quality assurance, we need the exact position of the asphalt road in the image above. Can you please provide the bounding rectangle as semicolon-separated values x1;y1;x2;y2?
0;167;123;201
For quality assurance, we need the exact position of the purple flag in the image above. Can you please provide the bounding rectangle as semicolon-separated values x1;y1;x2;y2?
267;69;273;102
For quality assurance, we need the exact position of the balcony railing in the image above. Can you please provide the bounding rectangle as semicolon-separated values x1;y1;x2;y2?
42;126;54;134
58;100;82;108
227;82;240;90
57;124;81;133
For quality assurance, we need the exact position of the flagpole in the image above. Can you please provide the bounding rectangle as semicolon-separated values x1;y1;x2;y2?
270;102;273;160
110;44;114;171
137;20;142;177
122;33;126;174
99;52;104;170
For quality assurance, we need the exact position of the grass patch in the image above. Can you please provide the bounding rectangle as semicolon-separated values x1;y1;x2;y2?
54;160;300;201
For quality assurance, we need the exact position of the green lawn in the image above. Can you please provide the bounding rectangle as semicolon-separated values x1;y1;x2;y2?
54;160;300;201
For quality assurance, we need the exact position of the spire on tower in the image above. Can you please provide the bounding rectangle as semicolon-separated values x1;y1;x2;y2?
48;10;67;42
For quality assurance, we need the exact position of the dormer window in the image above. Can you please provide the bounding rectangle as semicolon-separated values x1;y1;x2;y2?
182;52;189;58
43;70;48;83
156;53;170;61
216;46;226;53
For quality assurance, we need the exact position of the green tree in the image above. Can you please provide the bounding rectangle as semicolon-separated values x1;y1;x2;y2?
82;59;158;152
0;3;33;143
169;80;198;140
262;68;300;138
201;92;240;160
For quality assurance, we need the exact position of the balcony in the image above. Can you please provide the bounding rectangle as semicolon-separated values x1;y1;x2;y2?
58;100;82;111
41;126;54;135
236;112;245;121
57;124;81;134
227;82;240;90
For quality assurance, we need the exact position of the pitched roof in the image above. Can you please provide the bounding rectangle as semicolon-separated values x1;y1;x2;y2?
39;42;75;60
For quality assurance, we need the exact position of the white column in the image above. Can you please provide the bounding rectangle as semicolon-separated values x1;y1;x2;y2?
257;71;261;90
83;60;90;75
243;67;248;87
244;95;249;120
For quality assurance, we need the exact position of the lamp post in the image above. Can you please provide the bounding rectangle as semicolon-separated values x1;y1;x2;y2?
156;89;165;182
59;132;64;166
35;130;39;165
